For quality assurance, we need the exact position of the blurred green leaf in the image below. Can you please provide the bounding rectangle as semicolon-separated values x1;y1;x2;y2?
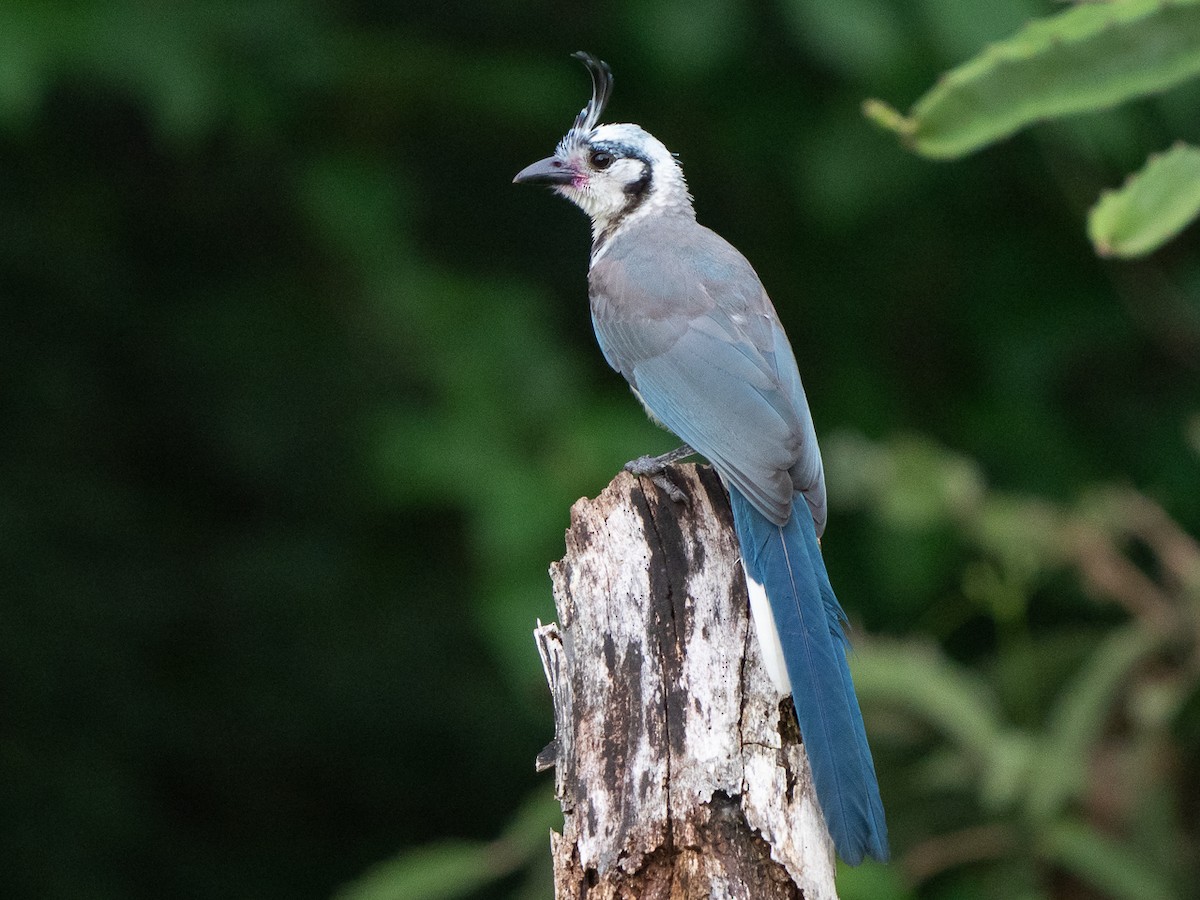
1027;625;1163;824
1041;819;1177;900
916;0;1045;63
3;4;1199;899
962;560;1029;627
979;731;1038;813
334;841;500;900
334;790;559;900
825;432;985;529
865;0;1200;158
1088;142;1200;258
851;641;1007;758
0;1;327;140
500;789;563;857
969;496;1064;584
783;0;908;81
836;857;915;900
630;0;749;76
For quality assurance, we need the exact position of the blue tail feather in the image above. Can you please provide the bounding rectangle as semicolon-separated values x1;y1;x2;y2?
730;486;888;865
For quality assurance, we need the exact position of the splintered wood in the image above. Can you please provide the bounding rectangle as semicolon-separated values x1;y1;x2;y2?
534;465;838;900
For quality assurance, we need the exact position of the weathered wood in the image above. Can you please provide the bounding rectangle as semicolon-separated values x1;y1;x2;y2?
534;465;838;899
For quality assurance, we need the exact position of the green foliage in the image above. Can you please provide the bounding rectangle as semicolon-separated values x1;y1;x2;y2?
864;0;1200;159
1041;820;1176;900
866;0;1200;257
836;858;916;900
835;434;1200;899
1089;141;1200;257
850;642;1006;762
0;2;328;140
1;2;1198;900
1026;625;1163;825
785;0;909;81
339;842;501;900
384;432;1200;899
334;791;559;900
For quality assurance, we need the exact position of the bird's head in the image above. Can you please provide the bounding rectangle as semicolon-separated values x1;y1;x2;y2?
514;52;693;243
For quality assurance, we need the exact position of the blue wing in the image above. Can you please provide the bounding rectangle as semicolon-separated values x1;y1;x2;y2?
589;220;826;531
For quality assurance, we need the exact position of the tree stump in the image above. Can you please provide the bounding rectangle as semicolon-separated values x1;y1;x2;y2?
534;465;839;899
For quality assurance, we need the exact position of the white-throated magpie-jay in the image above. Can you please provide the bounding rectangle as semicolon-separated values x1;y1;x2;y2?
514;52;888;866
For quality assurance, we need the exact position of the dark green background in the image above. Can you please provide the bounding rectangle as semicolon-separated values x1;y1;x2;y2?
3;2;1197;898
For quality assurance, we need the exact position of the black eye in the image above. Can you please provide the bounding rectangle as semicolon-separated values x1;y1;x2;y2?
590;150;614;170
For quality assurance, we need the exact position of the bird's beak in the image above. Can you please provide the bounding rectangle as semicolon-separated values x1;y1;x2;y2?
513;156;576;186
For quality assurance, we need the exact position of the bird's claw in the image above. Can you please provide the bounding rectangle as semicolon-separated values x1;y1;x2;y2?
650;472;688;504
624;454;667;477
624;445;695;506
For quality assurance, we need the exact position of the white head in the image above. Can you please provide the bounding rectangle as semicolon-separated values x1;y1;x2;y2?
514;53;694;245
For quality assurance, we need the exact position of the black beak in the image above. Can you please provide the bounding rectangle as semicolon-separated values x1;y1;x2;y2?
513;156;576;186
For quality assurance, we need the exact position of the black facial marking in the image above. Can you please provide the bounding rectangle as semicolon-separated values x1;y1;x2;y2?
589;141;655;254
591;141;648;164
624;167;651;199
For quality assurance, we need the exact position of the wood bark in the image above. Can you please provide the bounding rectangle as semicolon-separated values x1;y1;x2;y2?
534;465;838;899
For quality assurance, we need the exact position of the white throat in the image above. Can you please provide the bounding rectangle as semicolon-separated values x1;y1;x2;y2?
557;123;695;251
586;161;692;244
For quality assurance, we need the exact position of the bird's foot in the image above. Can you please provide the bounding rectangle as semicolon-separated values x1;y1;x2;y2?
624;444;695;505
624;444;696;476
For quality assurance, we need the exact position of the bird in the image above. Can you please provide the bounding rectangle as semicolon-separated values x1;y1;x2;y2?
514;51;888;866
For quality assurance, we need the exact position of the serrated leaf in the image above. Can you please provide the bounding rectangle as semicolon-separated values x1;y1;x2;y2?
1088;142;1200;257
864;0;1200;158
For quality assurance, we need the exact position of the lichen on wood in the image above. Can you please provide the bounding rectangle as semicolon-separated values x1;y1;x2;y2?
534;465;838;899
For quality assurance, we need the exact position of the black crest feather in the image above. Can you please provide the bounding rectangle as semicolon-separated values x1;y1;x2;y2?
563;52;612;147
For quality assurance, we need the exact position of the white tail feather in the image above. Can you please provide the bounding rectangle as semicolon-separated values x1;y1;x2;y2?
743;565;791;695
